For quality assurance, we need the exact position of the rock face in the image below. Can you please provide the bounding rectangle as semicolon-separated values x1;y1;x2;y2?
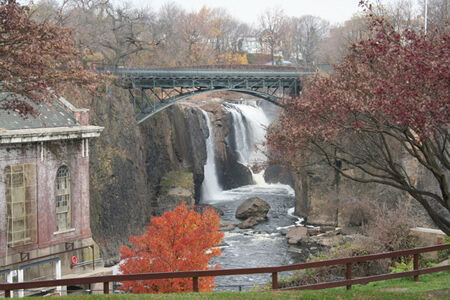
141;102;208;207
157;171;195;212
84;86;152;264
202;103;253;190
73;88;265;264
235;197;271;219
264;165;294;187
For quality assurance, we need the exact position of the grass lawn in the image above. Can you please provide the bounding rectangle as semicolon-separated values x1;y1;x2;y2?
25;271;449;300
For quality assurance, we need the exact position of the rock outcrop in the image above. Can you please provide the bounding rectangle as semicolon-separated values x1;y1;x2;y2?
157;171;195;212
202;102;253;189
286;227;308;244
264;165;294;187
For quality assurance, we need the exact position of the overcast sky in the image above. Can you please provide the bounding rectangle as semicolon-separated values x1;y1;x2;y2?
129;0;395;26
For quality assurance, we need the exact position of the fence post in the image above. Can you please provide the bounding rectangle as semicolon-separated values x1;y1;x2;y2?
193;277;199;292
346;263;352;290
413;254;419;282
103;281;109;294
5;290;11;298
272;272;278;290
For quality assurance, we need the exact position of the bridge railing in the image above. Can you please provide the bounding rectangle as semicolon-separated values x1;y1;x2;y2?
92;63;315;75
0;244;448;297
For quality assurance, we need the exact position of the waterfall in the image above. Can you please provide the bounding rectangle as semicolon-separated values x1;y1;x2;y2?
200;110;222;201
224;101;270;185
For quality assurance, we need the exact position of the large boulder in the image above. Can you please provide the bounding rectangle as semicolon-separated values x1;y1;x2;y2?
235;197;271;219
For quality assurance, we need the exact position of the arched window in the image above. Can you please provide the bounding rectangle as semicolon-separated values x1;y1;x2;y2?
55;166;71;231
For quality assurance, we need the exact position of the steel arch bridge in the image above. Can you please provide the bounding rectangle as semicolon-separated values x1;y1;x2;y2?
114;66;314;124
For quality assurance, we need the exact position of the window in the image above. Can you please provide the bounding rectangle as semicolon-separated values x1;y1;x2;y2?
55;166;71;232
5;164;37;247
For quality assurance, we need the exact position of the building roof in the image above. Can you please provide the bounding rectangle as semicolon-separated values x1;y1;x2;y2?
0;93;103;144
0;94;79;130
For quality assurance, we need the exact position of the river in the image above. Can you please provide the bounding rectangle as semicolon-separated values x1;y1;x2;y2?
203;184;302;291
200;100;303;290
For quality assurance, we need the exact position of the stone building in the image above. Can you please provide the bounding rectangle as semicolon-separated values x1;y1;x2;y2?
0;96;103;289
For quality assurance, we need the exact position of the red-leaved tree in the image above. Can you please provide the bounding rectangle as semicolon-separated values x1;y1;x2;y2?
267;2;450;234
119;202;224;293
0;0;98;115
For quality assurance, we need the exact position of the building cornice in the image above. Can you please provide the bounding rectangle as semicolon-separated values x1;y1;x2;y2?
0;126;104;144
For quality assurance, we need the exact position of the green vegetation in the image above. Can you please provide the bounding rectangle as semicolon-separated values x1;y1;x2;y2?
438;237;450;262
160;171;194;193
27;271;449;300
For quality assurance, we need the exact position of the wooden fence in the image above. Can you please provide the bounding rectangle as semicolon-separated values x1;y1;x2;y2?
1;243;449;297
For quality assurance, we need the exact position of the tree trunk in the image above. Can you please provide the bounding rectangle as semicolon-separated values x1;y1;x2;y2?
271;44;274;65
414;194;450;235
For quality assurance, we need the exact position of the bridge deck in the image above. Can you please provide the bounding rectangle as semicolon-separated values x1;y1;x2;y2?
117;68;313;89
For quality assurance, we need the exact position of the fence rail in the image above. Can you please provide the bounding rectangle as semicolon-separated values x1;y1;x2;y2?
1;244;448;297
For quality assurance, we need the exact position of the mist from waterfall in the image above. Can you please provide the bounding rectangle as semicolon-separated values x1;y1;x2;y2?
200;110;223;202
224;101;270;185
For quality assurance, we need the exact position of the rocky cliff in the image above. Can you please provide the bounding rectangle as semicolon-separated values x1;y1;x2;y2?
79;87;255;264
77;86;210;264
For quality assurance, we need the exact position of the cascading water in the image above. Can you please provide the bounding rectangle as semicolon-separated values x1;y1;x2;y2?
199;100;301;291
200;110;222;202
224;101;270;185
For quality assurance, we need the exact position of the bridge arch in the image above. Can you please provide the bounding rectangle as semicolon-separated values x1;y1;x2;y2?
135;88;281;124
116;67;313;124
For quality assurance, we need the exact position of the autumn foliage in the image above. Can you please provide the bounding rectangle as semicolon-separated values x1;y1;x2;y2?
119;202;224;293
267;2;449;234
0;0;99;115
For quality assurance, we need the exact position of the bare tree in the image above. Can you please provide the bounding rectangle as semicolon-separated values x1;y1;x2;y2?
419;0;449;32
373;0;420;32
317;15;369;64
286;15;329;66
31;0;158;66
29;0;73;26
258;7;288;65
